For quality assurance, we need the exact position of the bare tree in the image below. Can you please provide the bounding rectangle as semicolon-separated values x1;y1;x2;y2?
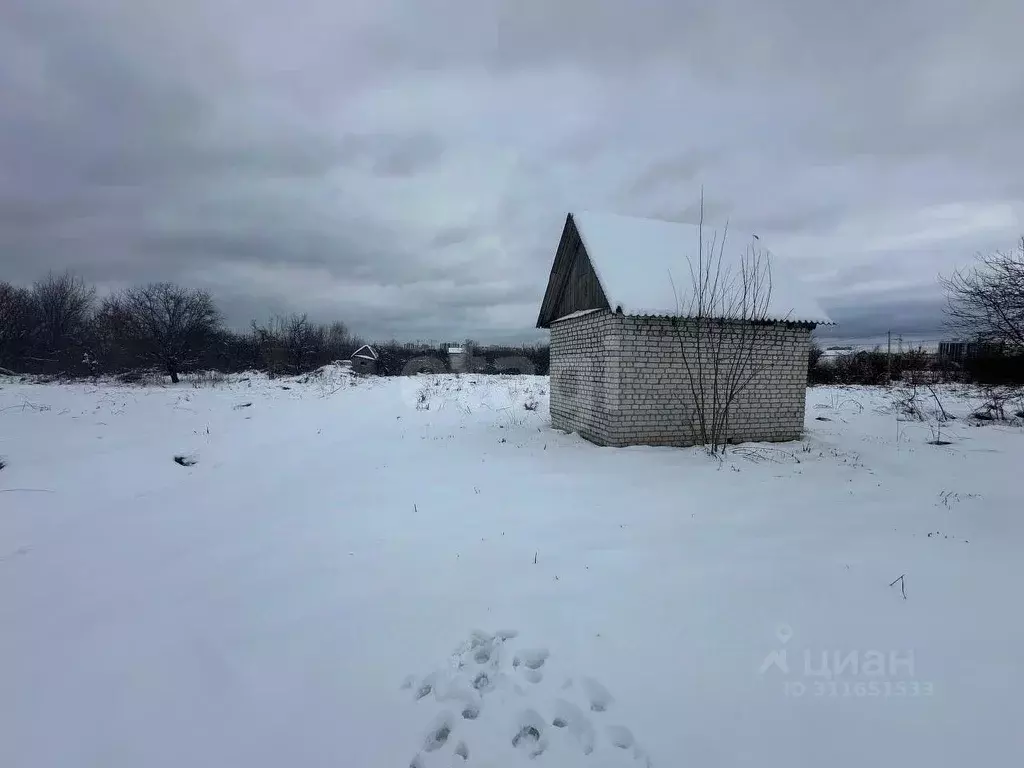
0;282;33;371
941;237;1024;348
251;314;332;376
324;321;354;358
29;271;96;355
103;283;222;382
671;194;778;453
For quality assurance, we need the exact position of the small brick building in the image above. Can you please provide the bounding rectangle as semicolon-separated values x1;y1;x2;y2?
349;344;380;375
536;212;833;447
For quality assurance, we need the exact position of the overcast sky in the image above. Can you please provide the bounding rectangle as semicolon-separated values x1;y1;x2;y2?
2;0;1022;343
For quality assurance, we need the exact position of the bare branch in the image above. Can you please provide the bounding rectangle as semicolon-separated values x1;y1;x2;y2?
672;195;778;453
940;237;1024;348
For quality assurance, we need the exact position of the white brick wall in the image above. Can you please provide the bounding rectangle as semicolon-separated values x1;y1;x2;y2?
549;310;812;447
548;311;620;445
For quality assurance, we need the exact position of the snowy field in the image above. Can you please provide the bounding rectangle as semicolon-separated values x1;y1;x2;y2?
2;370;1022;767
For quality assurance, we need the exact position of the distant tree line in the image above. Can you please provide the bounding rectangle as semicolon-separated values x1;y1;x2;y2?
0;272;550;381
808;344;1024;387
7;234;1021;387
807;237;1024;387
808;346;931;386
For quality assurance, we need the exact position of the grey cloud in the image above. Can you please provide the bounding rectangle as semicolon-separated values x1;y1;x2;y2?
741;206;850;238
648;198;733;227
370;135;446;177
817;293;948;342
430;227;477;249
1;0;1022;343
624;153;707;197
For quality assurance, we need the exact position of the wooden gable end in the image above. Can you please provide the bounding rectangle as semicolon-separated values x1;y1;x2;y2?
536;214;610;328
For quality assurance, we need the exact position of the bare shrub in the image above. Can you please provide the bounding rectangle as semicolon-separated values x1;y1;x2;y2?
415;385;431;411
807;343;824;382
116;368;165;386
670;194;779;453
892;382;953;424
893;385;926;421
187;370;228;388
958;348;1024;387
927;422;953;446
924;384;953;422
971;385;1021;422
815;392;864;414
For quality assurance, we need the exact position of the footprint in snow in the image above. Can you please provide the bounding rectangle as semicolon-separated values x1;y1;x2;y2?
472;671;494;693
407;630;651;764
605;725;653;765
552;698;596;755
521;668;543;684
461;630;505;670
422;712;453;752
513;647;549;670
581;676;614;712
512;709;548;758
607;724;635;749
412;677;434;701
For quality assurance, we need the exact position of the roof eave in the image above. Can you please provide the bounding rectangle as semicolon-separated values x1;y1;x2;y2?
615;310;833;327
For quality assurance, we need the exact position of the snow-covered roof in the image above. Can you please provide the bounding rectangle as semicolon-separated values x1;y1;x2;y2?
351;344;378;361
552;308;604;324
571;211;833;325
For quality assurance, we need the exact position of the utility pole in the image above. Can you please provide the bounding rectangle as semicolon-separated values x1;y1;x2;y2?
887;330;892;383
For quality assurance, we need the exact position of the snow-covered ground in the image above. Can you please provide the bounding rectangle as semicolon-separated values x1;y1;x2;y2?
1;370;1022;767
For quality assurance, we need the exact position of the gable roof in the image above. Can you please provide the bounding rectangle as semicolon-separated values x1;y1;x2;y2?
538;211;833;327
351;344;378;361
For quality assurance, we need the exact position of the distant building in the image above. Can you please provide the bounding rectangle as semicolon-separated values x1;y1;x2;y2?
536;212;833;447
447;345;470;373
937;340;1003;363
350;344;379;374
